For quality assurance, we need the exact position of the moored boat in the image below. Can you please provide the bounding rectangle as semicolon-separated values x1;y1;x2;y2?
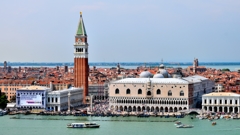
67;122;100;128
174;121;182;126
212;122;217;126
0;110;3;116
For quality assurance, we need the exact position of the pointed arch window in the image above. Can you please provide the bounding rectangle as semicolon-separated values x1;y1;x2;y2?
138;89;142;94
126;89;131;94
168;90;172;96
157;89;161;95
115;89;119;94
180;91;184;96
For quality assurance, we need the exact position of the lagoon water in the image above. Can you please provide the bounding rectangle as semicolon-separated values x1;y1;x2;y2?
1;115;240;135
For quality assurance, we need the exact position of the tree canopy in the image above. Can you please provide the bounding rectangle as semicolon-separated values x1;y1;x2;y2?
0;93;9;109
10;95;16;103
221;68;230;72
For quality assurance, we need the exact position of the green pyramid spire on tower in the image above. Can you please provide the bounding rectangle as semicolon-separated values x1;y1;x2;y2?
76;12;87;36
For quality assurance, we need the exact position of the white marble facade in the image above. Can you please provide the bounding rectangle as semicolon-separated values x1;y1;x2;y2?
202;92;240;113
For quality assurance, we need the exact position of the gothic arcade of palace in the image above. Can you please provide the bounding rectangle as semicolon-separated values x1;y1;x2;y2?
109;75;215;113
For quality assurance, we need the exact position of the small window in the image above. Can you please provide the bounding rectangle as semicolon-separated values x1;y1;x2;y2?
147;91;151;96
138;89;142;94
168;90;172;96
180;91;184;96
126;89;130;94
156;89;161;95
115;89;119;94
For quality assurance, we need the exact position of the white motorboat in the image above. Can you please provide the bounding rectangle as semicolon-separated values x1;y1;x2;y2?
67;122;100;128
176;124;194;128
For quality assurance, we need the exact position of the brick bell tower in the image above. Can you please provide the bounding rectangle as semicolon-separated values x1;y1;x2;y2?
74;12;89;104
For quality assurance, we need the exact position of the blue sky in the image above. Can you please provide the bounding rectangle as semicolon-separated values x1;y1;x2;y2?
0;0;240;62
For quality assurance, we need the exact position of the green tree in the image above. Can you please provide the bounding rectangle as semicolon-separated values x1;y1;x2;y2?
10;95;16;103
0;93;9;109
222;68;230;72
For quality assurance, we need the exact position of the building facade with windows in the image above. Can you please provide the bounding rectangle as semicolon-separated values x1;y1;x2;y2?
183;75;215;108
202;92;240;113
16;86;50;109
16;85;83;112
0;82;32;101
109;75;214;113
46;87;83;112
109;78;192;113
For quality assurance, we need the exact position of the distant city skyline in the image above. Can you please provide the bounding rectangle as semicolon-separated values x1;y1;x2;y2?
0;0;240;62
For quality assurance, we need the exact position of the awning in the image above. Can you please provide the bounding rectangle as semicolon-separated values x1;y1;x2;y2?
6;103;16;108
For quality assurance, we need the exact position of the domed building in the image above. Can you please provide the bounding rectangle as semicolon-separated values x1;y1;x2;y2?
139;70;153;78
158;63;169;78
139;63;170;78
108;75;215;113
153;72;164;78
159;69;168;78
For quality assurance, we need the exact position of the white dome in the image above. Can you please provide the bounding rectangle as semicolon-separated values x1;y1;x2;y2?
159;69;168;78
139;71;153;78
153;73;164;78
159;64;165;69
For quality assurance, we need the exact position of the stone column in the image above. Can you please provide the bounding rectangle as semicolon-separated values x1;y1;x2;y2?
68;92;71;112
90;94;93;112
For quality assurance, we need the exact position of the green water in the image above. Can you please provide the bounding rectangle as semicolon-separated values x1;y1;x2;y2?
1;115;240;135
